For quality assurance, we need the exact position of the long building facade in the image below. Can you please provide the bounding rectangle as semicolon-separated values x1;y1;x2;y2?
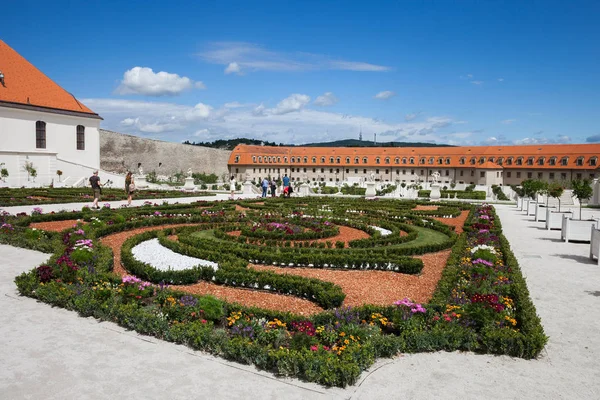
227;144;600;187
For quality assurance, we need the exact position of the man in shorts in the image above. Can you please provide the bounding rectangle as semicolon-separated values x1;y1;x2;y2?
89;171;103;209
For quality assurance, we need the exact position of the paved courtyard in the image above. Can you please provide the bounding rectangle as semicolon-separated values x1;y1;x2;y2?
1;202;600;399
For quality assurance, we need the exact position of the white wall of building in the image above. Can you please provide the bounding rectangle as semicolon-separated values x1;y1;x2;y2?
0;106;101;187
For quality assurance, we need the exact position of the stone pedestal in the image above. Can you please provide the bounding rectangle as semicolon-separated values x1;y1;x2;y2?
136;175;148;189
183;177;196;191
243;181;254;195
216;178;224;190
430;184;441;201
298;183;310;197
365;181;377;197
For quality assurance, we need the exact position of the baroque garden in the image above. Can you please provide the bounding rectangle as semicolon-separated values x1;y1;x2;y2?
0;195;546;387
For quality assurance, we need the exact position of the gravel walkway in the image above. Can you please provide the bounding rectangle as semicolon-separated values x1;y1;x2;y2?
132;238;218;271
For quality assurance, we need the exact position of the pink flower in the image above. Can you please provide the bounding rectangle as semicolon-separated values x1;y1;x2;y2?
310;345;319;351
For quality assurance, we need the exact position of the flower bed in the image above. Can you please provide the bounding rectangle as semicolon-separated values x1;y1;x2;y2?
8;198;545;388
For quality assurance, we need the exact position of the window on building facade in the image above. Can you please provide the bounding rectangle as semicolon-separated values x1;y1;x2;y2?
445;158;451;165
76;125;85;150
363;169;367;174
479;157;486;164
402;157;407;164
480;171;485;178
549;157;556;166
376;157;381;164
489;157;495;163
471;171;474;176
445;170;449;176
395;157;400;164
577;173;582;179
527;172;532;178
507;171;511;177
590;157;598;166
428;157;434;165
538;157;545;166
290;157;294;163
527;157;534;166
284;157;288;163
506;157;513;165
321;157;325;163
561;172;567;180
346;169;349;173
321;168;324;173
330;168;333;173
517;172;521;178
420;158;426;164
497;157;504;165
538;172;543;179
409;157;415;164
35;121;47;149
355;157;359;164
437;158;442;165
346;157;350;163
354;169;358;174
252;156;257;163
460;171;464;176
460;157;466;165
561;157;568;166
385;157;390;164
336;157;341;164
576;157;584;166
396;170;400;174
303;157;307;163
363;157;368;164
470;157;476;165
549;173;554;179
312;168;316;172
328;157;333;163
385;169;388;174
516;157;523;165
376;169;379;174
235;155;240;163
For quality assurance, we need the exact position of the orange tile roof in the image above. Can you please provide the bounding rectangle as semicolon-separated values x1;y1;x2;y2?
228;144;600;170
0;40;99;117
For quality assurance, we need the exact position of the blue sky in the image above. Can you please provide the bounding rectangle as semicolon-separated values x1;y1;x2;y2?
2;0;599;145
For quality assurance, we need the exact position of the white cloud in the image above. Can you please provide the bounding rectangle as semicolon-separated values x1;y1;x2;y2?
224;62;242;75
199;42;391;74
498;78;504;82
193;128;210;137
314;92;338;107
184;103;213;120
224;101;246;108
467;74;473;79
501;119;517;124
374;91;396;100
85;98;458;145
119;117;183;133
404;113;419;121
115;67;205;96
470;81;484;85
271;94;311;115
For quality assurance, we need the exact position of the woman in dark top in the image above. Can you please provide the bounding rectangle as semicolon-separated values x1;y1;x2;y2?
125;172;135;206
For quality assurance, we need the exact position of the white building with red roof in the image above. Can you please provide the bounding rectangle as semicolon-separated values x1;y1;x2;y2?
0;40;103;187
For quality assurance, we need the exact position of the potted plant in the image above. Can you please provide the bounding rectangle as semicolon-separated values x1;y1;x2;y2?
572;179;593;220
545;182;571;229
23;161;37;182
56;170;63;182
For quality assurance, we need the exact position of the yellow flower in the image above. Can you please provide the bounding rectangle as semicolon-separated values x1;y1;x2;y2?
339;332;346;337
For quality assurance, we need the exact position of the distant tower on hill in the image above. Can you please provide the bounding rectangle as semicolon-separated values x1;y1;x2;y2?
359;126;363;141
374;133;377;145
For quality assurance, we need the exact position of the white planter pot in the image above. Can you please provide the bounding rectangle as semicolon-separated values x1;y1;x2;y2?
535;204;551;222
561;217;598;242
526;201;538;216
546;210;572;230
517;197;523;209
589;226;600;264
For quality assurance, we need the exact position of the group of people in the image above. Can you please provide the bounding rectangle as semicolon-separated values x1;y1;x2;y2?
259;174;293;198
88;170;135;209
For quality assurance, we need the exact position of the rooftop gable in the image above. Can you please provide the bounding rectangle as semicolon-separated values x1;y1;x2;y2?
0;40;100;118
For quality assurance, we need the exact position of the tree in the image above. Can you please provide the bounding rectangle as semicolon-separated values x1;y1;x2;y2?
548;182;564;211
521;179;546;202
56;170;63;182
23;161;37;182
0;163;8;182
571;179;593;219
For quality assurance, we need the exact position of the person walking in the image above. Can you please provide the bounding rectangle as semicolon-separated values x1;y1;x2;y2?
270;178;277;197
230;175;236;200
261;177;269;198
283;174;290;189
89;170;103;209
125;171;135;206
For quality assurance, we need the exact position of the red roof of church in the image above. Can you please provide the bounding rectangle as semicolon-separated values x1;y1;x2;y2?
0;40;100;118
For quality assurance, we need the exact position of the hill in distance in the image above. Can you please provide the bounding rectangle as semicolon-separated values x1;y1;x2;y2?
182;138;453;150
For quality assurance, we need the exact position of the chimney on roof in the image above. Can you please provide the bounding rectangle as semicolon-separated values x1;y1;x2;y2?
0;71;4;87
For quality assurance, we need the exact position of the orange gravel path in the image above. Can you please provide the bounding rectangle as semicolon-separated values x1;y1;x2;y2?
30;220;84;232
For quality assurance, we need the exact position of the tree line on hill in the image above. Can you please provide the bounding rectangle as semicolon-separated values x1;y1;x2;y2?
182;138;453;150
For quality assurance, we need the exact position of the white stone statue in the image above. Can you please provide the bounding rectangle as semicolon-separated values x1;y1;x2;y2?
187;168;193;178
138;166;144;176
431;171;441;184
369;172;375;182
